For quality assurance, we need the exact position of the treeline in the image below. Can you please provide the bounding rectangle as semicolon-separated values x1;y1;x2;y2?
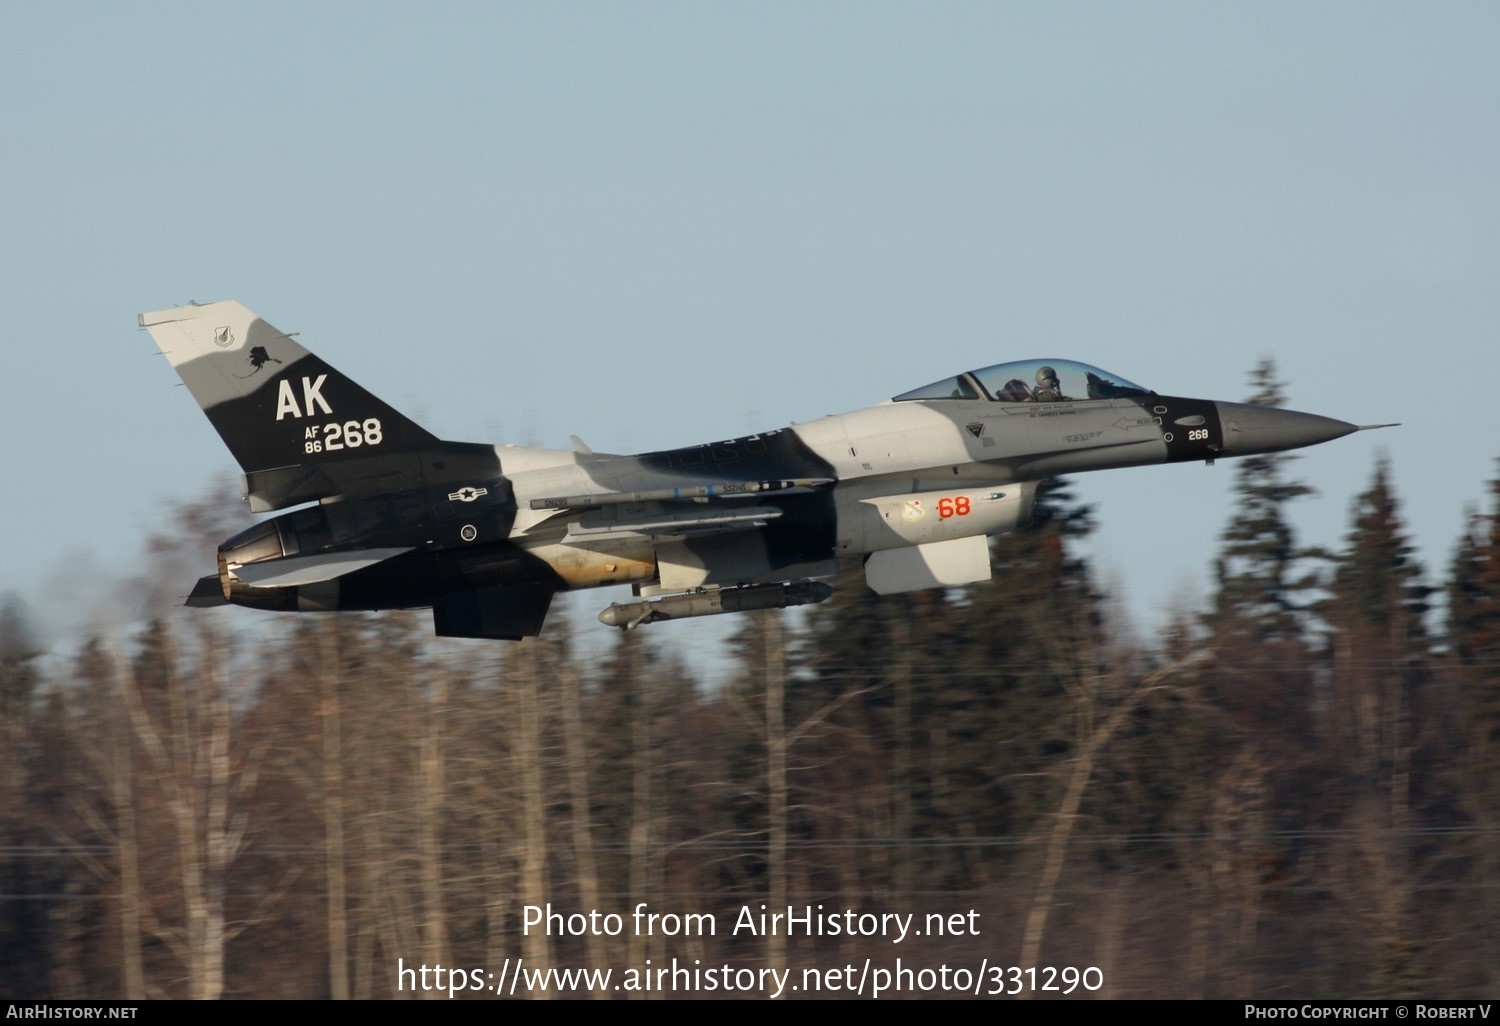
1;363;1497;999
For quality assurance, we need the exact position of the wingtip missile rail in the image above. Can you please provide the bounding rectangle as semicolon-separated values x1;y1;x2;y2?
530;479;835;511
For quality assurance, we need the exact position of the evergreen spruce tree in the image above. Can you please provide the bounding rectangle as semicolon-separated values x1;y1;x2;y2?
1185;361;1328;992
781;477;1102;891
1321;458;1433;996
1200;359;1326;739
0;595;46;996
1211;360;1321;645
945;476;1103;842
1329;458;1430;649
1444;470;1500;983
1449;474;1500;757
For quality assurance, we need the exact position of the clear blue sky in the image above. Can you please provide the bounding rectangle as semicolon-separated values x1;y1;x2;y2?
4;2;1497;654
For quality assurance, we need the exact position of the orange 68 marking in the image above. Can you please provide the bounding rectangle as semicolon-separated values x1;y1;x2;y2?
937;496;971;519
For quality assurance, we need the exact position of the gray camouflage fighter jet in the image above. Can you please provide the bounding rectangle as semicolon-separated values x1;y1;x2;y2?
140;301;1379;639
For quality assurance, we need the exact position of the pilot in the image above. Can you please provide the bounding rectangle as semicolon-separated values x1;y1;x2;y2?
1031;366;1066;402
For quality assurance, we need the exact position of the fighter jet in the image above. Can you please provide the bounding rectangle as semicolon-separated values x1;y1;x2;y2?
139;301;1376;639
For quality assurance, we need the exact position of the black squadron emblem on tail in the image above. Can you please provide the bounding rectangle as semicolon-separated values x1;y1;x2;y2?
237;345;284;378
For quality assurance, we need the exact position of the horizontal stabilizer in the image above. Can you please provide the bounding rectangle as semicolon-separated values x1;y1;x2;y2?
228;547;414;588
186;575;228;607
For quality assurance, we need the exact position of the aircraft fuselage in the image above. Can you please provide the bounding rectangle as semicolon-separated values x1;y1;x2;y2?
141;302;1364;638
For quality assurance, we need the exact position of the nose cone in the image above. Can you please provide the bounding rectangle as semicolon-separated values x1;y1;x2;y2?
1215;401;1358;457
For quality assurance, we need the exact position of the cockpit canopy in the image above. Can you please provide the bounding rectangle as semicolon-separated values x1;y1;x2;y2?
893;359;1153;404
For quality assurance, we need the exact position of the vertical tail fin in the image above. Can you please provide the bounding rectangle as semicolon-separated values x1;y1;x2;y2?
140;301;440;508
